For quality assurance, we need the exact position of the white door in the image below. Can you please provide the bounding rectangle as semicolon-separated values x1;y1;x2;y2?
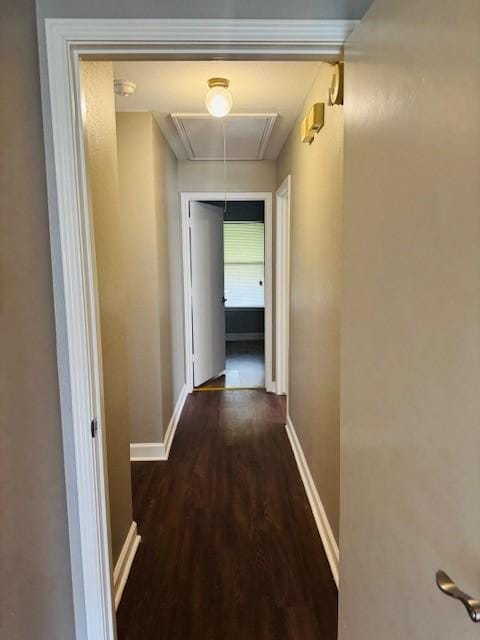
190;201;226;387
340;1;480;639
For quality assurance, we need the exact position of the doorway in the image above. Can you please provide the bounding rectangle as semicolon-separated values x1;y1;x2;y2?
181;191;274;393
43;18;353;640
188;199;267;390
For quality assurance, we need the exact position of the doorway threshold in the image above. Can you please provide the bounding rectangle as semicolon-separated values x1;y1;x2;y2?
194;386;266;392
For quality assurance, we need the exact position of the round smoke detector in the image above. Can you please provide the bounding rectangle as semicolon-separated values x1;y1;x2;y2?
114;79;136;97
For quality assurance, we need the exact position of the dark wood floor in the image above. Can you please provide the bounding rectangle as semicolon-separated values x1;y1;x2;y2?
116;390;337;640
197;340;265;389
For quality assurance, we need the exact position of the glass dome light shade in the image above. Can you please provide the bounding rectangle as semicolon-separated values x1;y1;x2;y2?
205;83;232;118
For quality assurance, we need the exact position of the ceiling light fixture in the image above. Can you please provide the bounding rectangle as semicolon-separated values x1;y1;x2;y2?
205;77;232;118
114;79;136;97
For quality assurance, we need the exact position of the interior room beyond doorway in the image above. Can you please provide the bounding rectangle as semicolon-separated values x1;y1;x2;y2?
194;199;266;390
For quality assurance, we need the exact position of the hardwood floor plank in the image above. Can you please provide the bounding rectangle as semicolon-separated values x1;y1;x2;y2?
197;340;265;389
117;390;337;640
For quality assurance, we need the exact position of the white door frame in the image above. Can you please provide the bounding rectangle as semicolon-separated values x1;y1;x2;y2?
41;17;357;640
181;192;274;393
275;175;292;396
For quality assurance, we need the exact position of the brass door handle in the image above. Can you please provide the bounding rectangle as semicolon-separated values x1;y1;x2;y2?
436;570;480;622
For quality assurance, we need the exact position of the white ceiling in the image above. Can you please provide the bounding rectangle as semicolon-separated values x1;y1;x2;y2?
113;61;322;160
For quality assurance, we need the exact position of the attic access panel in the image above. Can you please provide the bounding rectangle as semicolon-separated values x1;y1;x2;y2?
171;113;278;161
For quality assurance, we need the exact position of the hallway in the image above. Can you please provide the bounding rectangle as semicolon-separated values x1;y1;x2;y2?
116;390;337;640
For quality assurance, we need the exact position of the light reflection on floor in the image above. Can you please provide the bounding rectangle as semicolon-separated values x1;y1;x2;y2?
197;340;265;390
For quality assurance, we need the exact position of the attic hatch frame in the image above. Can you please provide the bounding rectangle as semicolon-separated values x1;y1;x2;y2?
41;18;357;640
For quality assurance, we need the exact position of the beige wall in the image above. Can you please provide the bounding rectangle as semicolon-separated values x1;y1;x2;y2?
177;159;277;193
116;113;166;443
339;1;480;639
81;62;133;564
152;118;185;424
161;133;186;404
116;113;185;443
0;1;76;637
277;64;343;541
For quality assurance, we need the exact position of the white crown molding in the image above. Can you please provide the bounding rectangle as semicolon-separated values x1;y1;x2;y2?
45;18;358;58
285;416;339;587
256;115;278;159
171;115;195;160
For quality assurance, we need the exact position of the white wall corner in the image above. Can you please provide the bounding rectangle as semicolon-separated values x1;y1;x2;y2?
275;382;287;397
285;416;339;587
113;521;141;610
130;384;188;461
266;379;276;394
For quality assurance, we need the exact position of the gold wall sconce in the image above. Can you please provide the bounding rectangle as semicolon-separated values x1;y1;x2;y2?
301;103;325;144
328;63;344;106
300;62;343;144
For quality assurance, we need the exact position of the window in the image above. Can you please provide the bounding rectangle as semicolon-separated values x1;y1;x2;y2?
224;222;264;308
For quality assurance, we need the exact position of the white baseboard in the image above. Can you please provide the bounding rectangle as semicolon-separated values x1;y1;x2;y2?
285;416;339;588
130;385;188;461
226;332;264;341
130;441;166;460
163;384;188;458
113;521;141;610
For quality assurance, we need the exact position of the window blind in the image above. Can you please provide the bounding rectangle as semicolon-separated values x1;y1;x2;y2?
224;222;265;308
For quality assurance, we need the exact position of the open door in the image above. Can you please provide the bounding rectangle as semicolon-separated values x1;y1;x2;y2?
340;2;480;640
190;201;226;387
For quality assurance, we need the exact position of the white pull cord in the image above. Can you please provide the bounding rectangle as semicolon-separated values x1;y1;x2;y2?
223;119;228;214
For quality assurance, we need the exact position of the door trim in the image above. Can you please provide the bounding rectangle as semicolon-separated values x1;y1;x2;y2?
181;192;274;393
275;175;291;396
41;17;358;640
